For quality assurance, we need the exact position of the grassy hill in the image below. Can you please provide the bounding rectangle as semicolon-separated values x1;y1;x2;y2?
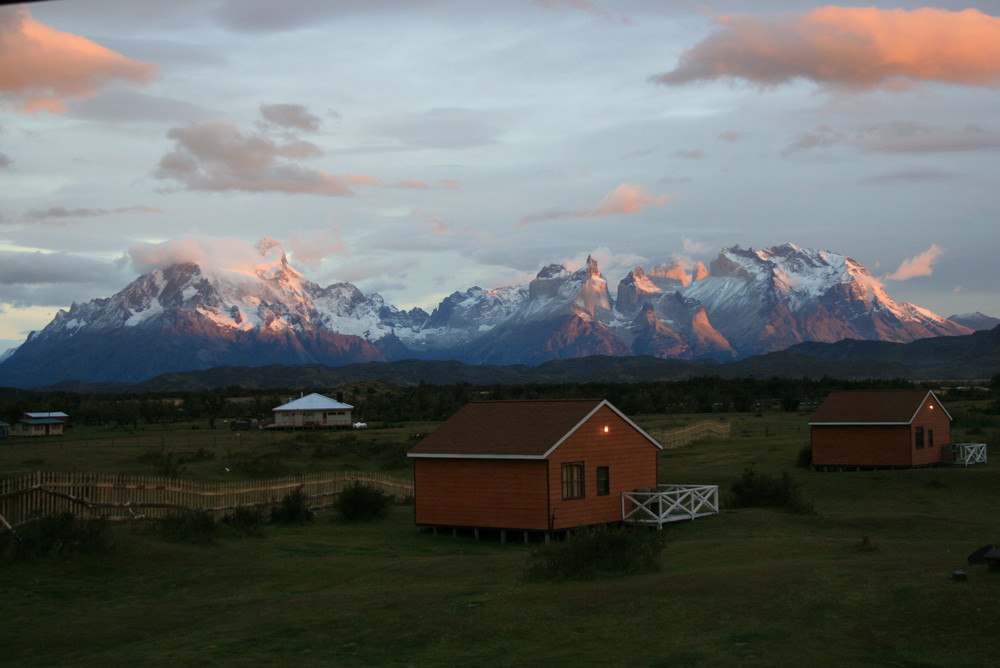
2;407;999;666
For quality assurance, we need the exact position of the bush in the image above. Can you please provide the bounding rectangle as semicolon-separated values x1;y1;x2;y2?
796;445;812;468
159;509;219;544
333;482;393;522
728;465;815;514
523;525;664;582
221;505;268;537
270;487;314;524
1;513;112;560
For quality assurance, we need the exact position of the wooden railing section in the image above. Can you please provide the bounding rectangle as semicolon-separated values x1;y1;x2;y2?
954;443;988;467
0;471;413;528
622;484;720;527
648;420;731;449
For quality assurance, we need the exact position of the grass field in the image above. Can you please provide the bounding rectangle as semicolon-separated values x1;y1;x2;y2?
2;406;1000;666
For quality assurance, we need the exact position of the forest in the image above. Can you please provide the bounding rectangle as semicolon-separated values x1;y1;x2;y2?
2;374;998;428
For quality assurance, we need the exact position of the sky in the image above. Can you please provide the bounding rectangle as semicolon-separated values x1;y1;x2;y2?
1;0;999;353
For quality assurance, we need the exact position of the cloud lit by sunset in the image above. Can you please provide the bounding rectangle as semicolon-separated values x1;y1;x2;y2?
654;7;1000;92
0;6;156;113
885;244;945;281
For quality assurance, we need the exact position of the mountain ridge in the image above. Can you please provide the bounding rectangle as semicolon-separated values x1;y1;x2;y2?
0;240;980;388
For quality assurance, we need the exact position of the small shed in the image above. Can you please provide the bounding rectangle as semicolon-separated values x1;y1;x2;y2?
809;389;952;469
407;399;662;533
271;393;353;429
10;418;66;437
23;411;69;422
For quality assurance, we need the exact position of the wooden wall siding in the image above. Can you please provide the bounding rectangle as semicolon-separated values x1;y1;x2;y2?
910;399;952;467
812;395;953;468
546;405;658;530
413;458;550;530
812;425;911;466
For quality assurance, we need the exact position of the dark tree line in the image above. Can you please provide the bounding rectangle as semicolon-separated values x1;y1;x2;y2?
1;375;995;429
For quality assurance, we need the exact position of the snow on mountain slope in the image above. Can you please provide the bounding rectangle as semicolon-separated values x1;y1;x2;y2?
0;240;978;386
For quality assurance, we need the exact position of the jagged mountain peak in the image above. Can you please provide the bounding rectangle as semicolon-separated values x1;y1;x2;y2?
0;240;980;387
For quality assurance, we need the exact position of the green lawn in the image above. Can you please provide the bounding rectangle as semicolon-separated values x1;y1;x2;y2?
3;408;1000;666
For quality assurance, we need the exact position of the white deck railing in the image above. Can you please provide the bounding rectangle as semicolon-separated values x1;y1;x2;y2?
622;484;719;527
954;443;988;466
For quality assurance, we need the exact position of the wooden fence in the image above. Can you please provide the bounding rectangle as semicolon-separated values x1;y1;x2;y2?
0;470;413;529
647;420;731;449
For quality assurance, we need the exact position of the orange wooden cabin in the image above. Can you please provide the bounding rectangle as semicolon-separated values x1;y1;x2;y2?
406;399;662;533
809;389;952;469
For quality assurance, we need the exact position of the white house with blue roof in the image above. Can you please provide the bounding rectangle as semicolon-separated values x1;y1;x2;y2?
271;393;353;429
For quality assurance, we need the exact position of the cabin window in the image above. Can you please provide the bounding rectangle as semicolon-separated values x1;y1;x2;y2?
915;426;925;449
596;467;610;496
562;462;584;500
928;429;935;448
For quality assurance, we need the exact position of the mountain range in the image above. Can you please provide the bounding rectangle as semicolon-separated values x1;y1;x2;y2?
0;239;981;388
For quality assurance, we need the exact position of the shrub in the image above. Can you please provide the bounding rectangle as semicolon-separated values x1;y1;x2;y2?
159;509;219;544
1;513;112;560
796;445;812;468
728;465;815;514
332;482;393;522
270;487;314;524
523;525;664;582
221;505;268;537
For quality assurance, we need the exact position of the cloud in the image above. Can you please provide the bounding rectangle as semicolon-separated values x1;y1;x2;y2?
126;235;298;278
884;245;945;281
71;90;212;124
653;7;1000;93
682;237;712;255
855;122;1000;154
674;149;705;160
260;103;321;132
287;228;347;268
593;183;672;216
718;131;742;143
154;120;361;196
532;0;627;24
23;205;164;225
518;183;673;226
784;122;1000;158
0;152;11;168
862;168;961;185
0;6;157;113
0;250;124;309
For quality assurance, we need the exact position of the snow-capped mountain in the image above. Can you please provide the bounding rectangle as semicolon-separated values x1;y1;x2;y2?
681;244;970;356
947;312;1000;331
0;241;976;387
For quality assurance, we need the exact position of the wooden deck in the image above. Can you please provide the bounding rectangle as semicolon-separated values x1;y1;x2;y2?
622;484;719;528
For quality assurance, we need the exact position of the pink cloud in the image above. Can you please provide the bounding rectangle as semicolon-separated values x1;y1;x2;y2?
884;245;945;281
288;228;347;269
0;6;157;113
518;183;672;226
654;7;1000;92
592;183;673;216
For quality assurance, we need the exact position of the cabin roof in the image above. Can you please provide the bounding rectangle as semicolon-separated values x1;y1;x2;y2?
24;412;68;419
407;398;661;460
809;389;951;426
273;392;353;412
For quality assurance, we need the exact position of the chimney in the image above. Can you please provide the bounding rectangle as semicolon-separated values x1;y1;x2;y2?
337;392;344;403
